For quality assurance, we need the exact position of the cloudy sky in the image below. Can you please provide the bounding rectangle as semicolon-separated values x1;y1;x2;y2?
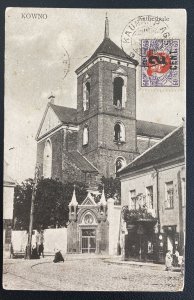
4;8;186;182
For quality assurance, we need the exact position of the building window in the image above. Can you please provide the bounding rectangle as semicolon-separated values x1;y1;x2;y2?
181;178;186;207
165;181;174;209
113;77;124;107
83;126;89;146
115;157;126;175
114;122;125;143
130;190;136;210
83;81;90;111
43;139;52;178
146;186;153;209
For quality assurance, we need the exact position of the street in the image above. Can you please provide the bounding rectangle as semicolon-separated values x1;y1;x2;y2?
3;255;184;291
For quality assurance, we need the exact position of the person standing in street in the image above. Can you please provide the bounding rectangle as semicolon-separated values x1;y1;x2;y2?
165;250;173;271
36;229;44;258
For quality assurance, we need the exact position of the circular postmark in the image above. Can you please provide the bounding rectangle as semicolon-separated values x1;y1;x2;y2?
62;47;70;79
121;15;171;58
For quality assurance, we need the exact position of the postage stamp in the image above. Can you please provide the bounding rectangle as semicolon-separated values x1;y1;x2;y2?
141;39;180;87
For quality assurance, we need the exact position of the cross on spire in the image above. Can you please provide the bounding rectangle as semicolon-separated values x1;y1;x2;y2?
104;13;109;39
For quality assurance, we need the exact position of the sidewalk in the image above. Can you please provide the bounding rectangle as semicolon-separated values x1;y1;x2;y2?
104;256;165;271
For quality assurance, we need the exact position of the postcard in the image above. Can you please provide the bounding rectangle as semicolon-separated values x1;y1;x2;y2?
3;8;186;291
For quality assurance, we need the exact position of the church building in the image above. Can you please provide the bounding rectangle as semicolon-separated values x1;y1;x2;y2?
36;16;175;187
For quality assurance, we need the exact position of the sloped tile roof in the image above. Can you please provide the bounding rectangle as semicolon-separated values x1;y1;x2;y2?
50;104;77;125
136;120;176;138
119;126;184;175
64;151;98;173
76;37;138;73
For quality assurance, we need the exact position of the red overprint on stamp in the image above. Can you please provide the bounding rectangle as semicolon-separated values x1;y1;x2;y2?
141;39;179;87
146;50;171;76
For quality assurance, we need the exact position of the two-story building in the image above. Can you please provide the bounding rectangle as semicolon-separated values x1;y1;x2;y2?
119;126;185;262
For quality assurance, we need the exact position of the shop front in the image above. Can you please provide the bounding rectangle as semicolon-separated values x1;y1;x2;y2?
124;219;157;262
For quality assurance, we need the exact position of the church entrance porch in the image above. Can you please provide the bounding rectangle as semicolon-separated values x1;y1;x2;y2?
81;229;96;253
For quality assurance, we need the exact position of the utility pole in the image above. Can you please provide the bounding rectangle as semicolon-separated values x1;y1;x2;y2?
26;165;40;259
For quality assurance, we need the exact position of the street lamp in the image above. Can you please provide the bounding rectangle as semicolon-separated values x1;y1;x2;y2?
26;165;40;259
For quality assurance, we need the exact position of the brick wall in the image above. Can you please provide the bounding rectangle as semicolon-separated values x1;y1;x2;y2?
36;129;64;181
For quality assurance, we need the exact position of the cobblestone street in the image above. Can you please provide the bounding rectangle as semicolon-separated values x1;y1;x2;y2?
3;255;184;291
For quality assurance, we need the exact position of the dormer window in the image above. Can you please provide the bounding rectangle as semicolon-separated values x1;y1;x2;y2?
83;76;91;111
83;125;89;146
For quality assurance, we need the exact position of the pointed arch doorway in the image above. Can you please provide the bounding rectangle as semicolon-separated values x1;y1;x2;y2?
79;211;97;253
81;228;96;253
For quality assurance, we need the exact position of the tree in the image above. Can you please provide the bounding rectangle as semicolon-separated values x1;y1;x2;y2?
13;178;34;230
13;178;88;230
98;176;121;204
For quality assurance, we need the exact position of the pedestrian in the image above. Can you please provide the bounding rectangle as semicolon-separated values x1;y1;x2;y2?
53;248;64;263
36;229;44;258
165;250;173;271
173;249;179;267
31;244;40;259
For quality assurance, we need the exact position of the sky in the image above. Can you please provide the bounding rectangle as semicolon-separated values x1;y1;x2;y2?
4;8;186;182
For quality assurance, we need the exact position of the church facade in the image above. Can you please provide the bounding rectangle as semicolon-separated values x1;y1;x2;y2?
36;17;175;187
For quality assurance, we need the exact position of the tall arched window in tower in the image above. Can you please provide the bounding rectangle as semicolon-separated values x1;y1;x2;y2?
114;122;125;143
115;157;126;175
43;139;52;178
83;125;89;146
83;80;91;111
113;77;124;107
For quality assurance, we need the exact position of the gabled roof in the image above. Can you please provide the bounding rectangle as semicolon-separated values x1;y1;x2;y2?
64;151;99;173
81;192;97;206
136;120;176;139
36;103;77;141
75;37;138;74
119;126;184;175
50;104;77;124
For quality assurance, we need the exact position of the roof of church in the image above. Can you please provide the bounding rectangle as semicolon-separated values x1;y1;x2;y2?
64;151;98;173
49;104;175;138
50;104;77;124
76;37;138;74
119;126;184;175
136;120;176;139
50;103;175;139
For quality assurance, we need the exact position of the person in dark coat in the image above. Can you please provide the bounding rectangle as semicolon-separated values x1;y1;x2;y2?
53;248;64;263
31;245;40;259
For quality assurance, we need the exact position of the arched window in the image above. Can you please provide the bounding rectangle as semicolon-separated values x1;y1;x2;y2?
113;77;124;107
83;126;89;146
115;157;126;175
83;81;91;111
43;139;52;178
114;122;125;143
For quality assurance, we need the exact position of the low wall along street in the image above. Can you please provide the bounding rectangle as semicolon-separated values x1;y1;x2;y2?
11;228;67;256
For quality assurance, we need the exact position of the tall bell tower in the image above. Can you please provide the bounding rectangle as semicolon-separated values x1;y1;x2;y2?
75;16;139;177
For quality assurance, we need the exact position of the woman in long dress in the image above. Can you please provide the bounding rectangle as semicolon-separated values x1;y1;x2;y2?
165;250;173;271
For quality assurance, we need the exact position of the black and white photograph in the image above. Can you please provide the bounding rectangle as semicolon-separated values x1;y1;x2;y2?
3;8;186;292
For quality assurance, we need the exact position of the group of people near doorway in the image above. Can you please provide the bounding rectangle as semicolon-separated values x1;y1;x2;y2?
165;249;183;271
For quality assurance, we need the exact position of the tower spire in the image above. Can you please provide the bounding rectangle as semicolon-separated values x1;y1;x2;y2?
104;13;109;39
